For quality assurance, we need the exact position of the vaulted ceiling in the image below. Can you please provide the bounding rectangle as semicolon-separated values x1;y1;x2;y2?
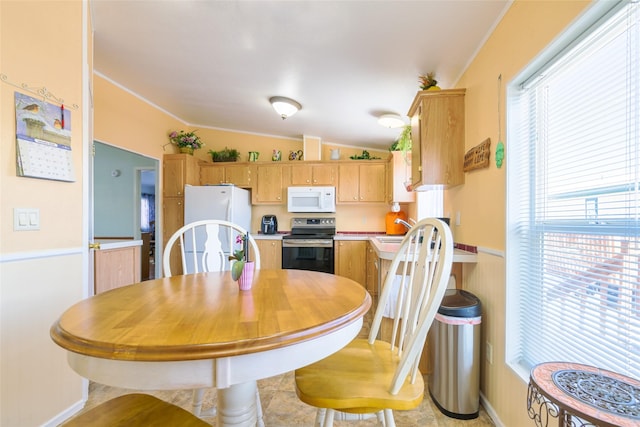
92;0;510;150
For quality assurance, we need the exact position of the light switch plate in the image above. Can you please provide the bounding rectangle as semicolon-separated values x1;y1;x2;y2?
14;208;40;231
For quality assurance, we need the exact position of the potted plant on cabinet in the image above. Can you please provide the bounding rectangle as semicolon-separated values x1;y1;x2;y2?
168;130;204;155
209;147;241;162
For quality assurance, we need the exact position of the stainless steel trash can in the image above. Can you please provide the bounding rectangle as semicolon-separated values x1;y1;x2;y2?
428;289;481;419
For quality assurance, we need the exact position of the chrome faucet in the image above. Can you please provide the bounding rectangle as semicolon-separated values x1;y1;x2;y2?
394;218;412;230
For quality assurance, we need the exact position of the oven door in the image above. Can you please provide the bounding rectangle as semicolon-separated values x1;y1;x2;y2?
282;238;334;274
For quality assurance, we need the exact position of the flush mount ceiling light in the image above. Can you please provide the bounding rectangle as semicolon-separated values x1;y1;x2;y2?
378;114;406;129
269;96;302;120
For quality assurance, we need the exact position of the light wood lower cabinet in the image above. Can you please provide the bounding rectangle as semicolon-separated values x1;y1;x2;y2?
94;245;141;294
255;239;282;270
366;241;378;297
335;240;367;288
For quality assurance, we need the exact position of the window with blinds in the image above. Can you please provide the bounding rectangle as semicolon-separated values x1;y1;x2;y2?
506;1;639;380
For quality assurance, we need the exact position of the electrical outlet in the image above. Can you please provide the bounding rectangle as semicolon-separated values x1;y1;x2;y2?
486;341;494;365
455;211;461;226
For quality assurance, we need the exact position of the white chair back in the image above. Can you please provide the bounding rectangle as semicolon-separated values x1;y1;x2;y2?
163;219;261;277
369;217;453;394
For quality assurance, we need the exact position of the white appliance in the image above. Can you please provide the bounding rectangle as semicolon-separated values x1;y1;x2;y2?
183;185;251;273
287;186;336;213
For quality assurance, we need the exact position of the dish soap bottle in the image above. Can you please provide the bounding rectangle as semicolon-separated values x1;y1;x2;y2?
385;202;408;235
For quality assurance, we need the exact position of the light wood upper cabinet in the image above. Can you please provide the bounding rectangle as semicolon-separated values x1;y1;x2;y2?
200;163;253;187
387;151;415;203
253;164;286;204
335;240;367;288
338;161;386;203
289;163;337;186
163;154;199;197
255;239;282;269
408;89;465;189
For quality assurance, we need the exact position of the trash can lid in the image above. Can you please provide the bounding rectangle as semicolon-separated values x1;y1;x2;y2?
438;289;481;317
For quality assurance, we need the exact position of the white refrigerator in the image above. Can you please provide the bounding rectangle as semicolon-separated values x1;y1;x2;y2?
183;185;252;273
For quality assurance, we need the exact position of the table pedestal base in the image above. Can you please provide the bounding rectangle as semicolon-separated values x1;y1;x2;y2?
218;381;259;427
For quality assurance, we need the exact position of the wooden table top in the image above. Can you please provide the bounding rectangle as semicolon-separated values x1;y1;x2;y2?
51;269;371;362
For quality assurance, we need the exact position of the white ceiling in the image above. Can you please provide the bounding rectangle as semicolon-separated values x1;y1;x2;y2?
91;0;510;151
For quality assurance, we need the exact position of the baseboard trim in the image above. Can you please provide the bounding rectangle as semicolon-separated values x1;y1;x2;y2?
480;392;505;427
40;399;85;427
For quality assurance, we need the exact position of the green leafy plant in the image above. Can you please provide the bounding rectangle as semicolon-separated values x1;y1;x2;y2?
228;234;248;281
209;146;240;162
168;130;204;149
389;125;412;153
349;150;381;160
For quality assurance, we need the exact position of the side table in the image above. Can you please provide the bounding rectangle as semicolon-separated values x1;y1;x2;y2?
527;362;640;427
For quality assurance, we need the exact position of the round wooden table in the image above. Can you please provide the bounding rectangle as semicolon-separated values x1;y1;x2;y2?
527;361;640;427
51;269;371;427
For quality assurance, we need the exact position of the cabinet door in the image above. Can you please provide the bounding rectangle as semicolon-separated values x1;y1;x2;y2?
335;240;367;287
225;164;252;187
337;165;359;202
200;165;225;185
388;151;414;203
163;154;199;196
163;158;188;197
289;164;313;185
253;164;285;204
365;242;378;296
162;197;184;276
94;246;141;294
409;89;465;188
255;239;282;269
358;163;386;202
311;164;337;185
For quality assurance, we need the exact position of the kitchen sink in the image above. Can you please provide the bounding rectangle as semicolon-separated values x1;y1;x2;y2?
375;236;405;244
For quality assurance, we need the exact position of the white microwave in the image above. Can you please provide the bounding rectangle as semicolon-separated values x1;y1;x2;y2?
287;186;336;213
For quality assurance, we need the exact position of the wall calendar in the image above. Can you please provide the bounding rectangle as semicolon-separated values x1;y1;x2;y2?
15;92;75;182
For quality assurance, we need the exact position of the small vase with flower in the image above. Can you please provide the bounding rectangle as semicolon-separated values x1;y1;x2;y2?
229;233;254;291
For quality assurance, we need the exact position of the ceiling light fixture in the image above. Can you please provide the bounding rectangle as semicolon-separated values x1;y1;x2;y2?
269;96;302;120
378;114;406;129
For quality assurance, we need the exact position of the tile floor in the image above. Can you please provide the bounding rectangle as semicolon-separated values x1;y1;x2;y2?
84;371;495;426
78;312;495;426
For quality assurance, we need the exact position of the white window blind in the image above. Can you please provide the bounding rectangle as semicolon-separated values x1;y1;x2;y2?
507;1;640;379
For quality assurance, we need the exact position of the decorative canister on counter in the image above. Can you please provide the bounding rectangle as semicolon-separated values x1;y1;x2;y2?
385;202;408;235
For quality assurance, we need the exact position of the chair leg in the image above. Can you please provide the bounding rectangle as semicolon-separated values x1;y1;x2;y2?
192;388;217;418
315;408;326;426
383;408;395;427
323;409;335;427
191;388;205;416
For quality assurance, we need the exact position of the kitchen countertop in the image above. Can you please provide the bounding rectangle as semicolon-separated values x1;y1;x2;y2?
368;236;477;263
254;233;477;263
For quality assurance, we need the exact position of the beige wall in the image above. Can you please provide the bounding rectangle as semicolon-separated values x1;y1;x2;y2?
449;1;590;426
1;0;594;425
95;75;392;235
1;1;87;425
